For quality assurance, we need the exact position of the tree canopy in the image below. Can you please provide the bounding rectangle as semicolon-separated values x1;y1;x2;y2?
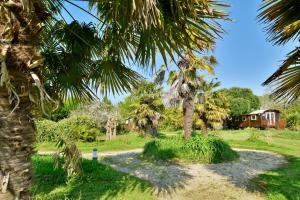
220;87;260;117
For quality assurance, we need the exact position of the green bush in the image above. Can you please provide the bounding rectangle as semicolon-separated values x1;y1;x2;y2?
36;115;102;143
286;112;300;130
143;135;238;163
159;108;183;131
74;126;101;142
36;120;59;143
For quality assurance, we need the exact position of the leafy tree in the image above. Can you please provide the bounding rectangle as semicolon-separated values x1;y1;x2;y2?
220;87;260;117
156;53;217;138
0;0;228;198
160;107;183;131
259;0;300;102
70;97;117;133
259;93;286;112
194;80;229;135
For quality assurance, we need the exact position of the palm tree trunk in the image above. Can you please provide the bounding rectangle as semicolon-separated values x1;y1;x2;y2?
0;1;48;199
201;117;209;136
183;97;194;139
0;85;35;199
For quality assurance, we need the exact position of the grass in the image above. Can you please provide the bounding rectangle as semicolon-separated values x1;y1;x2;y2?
36;129;300;199
32;155;154;200
37;133;152;153
143;135;238;163
212;129;300;200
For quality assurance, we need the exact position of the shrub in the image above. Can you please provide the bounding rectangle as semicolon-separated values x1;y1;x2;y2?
143;135;238;163
74;126;101;142
36;120;59;143
36;115;102;143
286;112;300;130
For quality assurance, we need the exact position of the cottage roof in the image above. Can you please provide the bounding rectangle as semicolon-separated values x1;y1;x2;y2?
249;109;267;115
247;109;280;115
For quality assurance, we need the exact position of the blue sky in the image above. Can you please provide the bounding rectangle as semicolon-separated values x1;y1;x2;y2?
64;0;296;103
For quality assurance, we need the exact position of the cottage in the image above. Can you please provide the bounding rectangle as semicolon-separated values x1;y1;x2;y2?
238;109;286;129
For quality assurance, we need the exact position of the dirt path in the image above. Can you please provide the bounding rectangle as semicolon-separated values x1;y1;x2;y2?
95;149;286;200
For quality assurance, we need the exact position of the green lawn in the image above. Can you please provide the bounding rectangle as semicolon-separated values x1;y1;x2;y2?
37;133;152;152
32;155;154;200
212;129;300;200
35;129;300;200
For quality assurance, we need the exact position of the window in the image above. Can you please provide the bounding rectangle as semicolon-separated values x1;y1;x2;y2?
242;116;246;121
250;115;257;121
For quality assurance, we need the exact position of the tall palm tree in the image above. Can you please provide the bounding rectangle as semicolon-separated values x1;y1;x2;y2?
258;0;300;102
156;53;217;138
0;0;228;198
195;79;229;135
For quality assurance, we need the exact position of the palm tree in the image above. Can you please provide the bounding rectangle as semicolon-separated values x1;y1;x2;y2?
258;0;300;102
123;81;164;136
0;1;228;198
194;79;229;135
156;53;217;138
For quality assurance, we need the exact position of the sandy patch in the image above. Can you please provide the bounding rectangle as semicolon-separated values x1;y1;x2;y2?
97;149;286;200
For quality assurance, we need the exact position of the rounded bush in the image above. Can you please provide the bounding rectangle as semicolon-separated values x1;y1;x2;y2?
36;115;102;143
143;135;238;163
36;120;59;143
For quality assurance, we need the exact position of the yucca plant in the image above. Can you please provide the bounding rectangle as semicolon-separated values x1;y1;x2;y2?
259;0;300;102
0;0;228;198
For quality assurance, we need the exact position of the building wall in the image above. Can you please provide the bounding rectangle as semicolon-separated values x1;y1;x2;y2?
238;110;285;129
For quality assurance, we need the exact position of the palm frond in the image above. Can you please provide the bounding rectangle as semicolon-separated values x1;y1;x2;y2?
41;20;142;102
89;0;229;68
263;47;300;85
258;0;300;45
265;48;300;102
259;0;300;102
91;60;143;96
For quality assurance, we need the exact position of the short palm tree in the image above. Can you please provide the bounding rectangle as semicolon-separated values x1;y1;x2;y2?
130;82;164;136
0;0;228;198
195;80;229;135
156;53;217;138
259;0;300;102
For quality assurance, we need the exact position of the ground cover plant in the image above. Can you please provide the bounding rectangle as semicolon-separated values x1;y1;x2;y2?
143;134;238;163
31;155;154;200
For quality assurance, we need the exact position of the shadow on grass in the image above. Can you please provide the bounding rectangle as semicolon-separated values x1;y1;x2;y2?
31;155;153;200
253;156;300;200
100;151;193;196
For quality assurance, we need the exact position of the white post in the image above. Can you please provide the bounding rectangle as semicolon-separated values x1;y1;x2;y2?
92;148;98;160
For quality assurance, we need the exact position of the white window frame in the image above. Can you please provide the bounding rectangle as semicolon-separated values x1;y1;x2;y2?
242;116;247;121
250;115;257;121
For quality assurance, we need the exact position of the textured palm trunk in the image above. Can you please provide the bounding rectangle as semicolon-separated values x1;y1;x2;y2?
0;1;48;199
183;97;194;139
0;84;35;200
201;117;208;136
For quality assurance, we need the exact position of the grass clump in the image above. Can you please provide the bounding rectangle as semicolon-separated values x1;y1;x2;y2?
31;155;154;200
143;135;238;163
